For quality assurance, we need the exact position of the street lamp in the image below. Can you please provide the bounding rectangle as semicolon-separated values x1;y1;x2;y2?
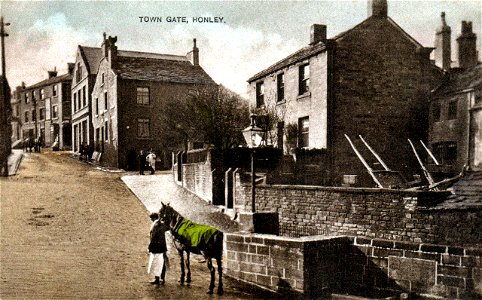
242;114;264;213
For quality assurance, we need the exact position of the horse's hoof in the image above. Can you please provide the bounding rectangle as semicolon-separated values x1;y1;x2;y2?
217;289;224;296
206;290;214;295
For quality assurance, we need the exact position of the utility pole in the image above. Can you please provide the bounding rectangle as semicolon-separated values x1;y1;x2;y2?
1;16;11;176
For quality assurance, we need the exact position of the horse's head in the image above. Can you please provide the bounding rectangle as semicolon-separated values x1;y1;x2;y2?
159;202;177;228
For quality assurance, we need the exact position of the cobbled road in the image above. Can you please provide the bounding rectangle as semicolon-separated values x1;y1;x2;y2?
0;151;275;299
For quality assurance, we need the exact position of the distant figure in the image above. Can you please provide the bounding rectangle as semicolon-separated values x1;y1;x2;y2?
138;150;146;175
34;138;41;153
146;150;157;175
147;212;169;285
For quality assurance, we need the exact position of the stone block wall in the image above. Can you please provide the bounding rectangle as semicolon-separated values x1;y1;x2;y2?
233;183;482;247
225;233;348;297
224;233;482;299
348;237;482;299
180;151;212;203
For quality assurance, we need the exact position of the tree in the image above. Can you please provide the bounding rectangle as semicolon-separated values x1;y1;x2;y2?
158;85;250;152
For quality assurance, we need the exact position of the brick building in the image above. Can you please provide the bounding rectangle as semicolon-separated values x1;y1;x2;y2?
429;18;481;175
15;66;73;149
247;0;443;185
71;45;103;153
91;34;216;169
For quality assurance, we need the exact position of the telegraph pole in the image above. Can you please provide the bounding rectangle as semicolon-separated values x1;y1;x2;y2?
1;16;11;176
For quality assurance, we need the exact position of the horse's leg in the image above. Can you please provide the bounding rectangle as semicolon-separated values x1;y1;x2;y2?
206;258;215;294
185;251;191;283
216;257;224;295
178;249;185;285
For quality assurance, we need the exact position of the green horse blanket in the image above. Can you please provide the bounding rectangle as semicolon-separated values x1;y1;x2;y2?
174;217;218;248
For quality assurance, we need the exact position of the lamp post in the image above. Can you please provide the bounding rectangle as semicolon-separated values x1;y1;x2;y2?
242;114;264;213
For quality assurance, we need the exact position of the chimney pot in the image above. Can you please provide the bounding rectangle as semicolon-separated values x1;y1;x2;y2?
187;38;199;66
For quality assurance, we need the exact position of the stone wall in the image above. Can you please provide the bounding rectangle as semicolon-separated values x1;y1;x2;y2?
225;233;482;299
234;183;482;247
176;150;212;203
225;233;348;298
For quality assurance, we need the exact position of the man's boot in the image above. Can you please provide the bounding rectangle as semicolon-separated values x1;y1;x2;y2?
150;276;160;285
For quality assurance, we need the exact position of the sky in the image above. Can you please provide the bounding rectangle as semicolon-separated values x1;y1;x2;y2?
0;1;480;98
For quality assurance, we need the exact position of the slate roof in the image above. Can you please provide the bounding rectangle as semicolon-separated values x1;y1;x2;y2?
115;56;215;84
248;42;326;82
432;64;482;96
431;171;482;210
248;16;425;83
79;46;103;75
26;73;73;90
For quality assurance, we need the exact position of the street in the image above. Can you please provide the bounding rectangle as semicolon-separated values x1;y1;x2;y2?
0;151;275;299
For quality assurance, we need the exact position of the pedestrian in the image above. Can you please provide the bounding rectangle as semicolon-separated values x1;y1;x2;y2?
146;150;157;175
138;150;146;175
147;212;169;285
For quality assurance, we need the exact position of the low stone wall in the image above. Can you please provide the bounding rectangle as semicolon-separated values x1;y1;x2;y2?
225;233;482;299
233;182;482;247
225;233;348;298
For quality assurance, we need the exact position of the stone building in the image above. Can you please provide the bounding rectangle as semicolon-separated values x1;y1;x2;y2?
15;65;73;149
10;88;20;145
71;45;103;153
429;18;481;175
247;0;443;185
91;34;215;169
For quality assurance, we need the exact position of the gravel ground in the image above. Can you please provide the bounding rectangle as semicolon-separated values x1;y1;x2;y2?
0;150;276;299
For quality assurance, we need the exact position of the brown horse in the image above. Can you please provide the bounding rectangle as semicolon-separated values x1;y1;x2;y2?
159;202;224;295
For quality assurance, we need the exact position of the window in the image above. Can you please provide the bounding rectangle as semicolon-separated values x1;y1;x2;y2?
299;117;309;148
475;91;482;106
277;73;285;102
256;81;264;108
40;89;45;100
53;85;57;97
448;101;457;120
136;87;150;105
32;90;37;101
95;98;99;115
32;110;36;122
432;141;457;164
102;73;105;85
105;121;109;141
77;90;81;110
76;63;82;82
24;111;29;122
82;86;86;107
137;118;150;138
73;93;77;111
299;64;310;95
25;93;29;104
52;105;58;119
432;103;441;122
104;92;108;110
39;108;45;121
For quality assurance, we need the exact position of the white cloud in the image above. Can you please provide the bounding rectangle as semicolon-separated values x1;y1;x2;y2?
7;13;90;88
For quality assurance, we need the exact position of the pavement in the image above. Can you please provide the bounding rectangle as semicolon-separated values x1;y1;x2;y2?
7;149;23;176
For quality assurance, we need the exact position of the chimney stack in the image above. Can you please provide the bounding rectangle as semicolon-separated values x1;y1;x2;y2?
457;21;478;69
434;12;452;70
187;38;199;66
67;63;75;75
368;0;388;18
310;24;327;45
48;67;58;79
